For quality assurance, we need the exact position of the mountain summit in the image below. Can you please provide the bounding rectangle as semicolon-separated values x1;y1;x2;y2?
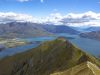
0;38;100;75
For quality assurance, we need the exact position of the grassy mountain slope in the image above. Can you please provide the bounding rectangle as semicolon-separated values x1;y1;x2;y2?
0;38;100;75
51;61;100;75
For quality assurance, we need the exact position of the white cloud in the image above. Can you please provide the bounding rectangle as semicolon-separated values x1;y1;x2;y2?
0;12;38;23
43;11;100;27
60;11;100;27
41;13;63;25
17;0;43;3
40;0;44;3
0;11;100;27
17;0;31;2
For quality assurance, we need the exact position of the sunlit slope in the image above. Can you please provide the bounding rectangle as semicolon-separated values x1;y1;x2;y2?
0;38;100;75
51;61;100;75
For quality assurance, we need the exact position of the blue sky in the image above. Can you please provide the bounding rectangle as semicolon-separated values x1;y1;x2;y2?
0;0;100;27
0;0;100;17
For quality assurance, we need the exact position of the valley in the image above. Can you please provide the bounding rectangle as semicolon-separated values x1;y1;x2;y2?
0;0;100;74
0;38;99;75
0;33;100;59
0;23;100;75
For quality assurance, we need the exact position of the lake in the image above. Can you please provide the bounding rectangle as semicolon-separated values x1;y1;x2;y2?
56;33;100;57
0;37;56;59
68;35;100;57
0;34;100;58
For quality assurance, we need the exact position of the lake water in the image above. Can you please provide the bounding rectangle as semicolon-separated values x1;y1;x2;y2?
68;35;100;57
56;33;100;57
0;37;56;59
0;44;38;58
0;34;100;58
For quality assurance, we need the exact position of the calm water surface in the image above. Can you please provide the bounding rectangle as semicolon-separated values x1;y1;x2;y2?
0;34;100;58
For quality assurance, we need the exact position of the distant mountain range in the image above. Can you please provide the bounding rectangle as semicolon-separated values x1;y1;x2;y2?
84;27;100;32
0;22;51;38
0;22;79;38
72;26;100;32
0;38;99;75
80;31;100;40
41;24;79;34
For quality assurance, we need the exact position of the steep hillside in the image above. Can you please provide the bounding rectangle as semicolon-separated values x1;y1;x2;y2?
0;22;52;38
0;22;79;38
80;31;100;40
0;38;99;75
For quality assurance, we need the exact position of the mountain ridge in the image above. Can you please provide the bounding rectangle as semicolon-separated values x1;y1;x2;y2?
51;61;100;75
0;38;99;75
0;22;79;38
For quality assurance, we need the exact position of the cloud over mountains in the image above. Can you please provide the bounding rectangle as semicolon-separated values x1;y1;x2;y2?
0;11;100;27
0;12;38;23
60;11;100;27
